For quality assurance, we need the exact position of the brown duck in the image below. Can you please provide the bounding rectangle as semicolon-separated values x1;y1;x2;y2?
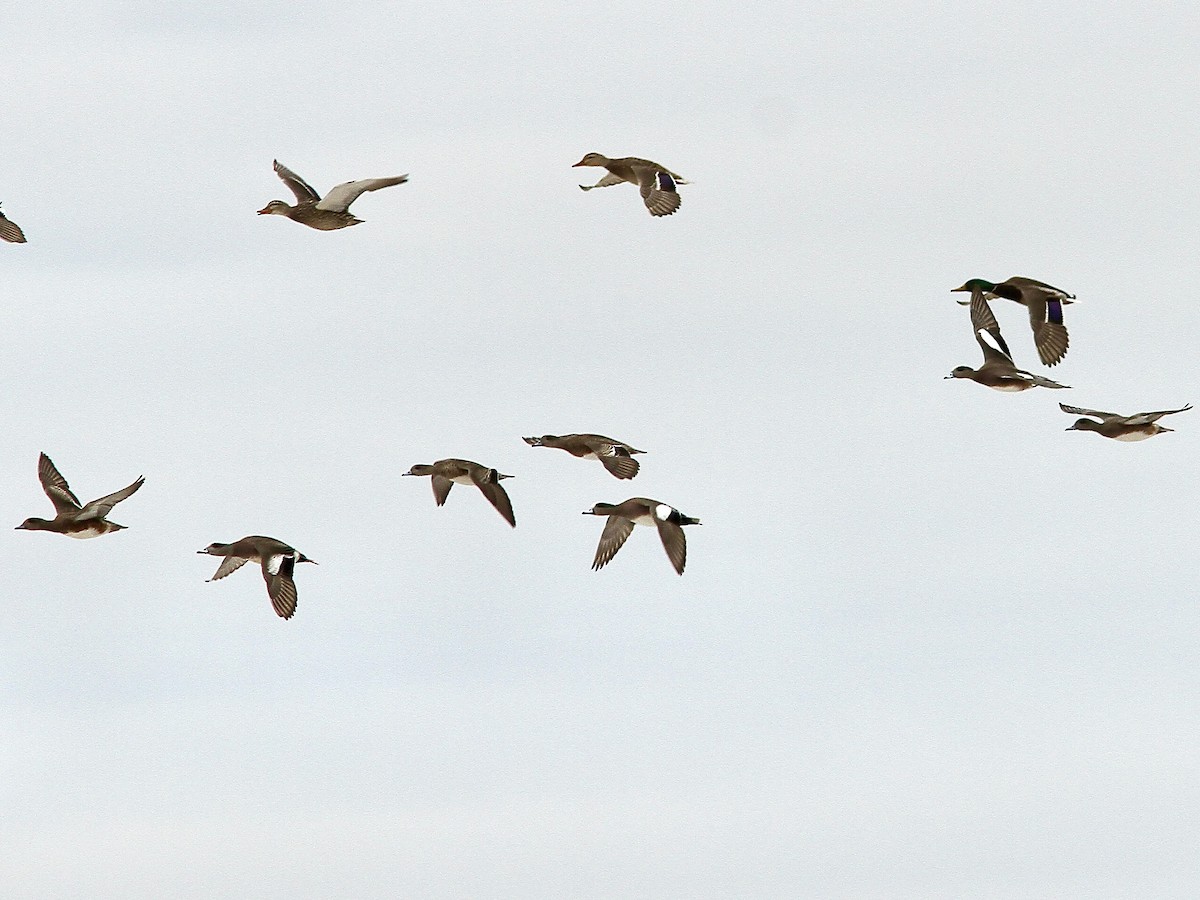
946;287;1070;391
1060;403;1192;441
16;453;143;538
522;433;644;479
257;160;408;230
573;153;689;217
403;459;516;527
582;498;701;575
198;536;317;619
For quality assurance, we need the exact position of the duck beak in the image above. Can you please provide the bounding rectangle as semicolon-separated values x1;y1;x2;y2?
571;158;588;167
950;284;970;292
256;205;271;215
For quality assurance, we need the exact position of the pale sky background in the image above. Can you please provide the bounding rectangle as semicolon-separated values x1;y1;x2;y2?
3;2;1199;897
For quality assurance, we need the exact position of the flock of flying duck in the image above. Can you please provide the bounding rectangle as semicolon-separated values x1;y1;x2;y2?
11;155;1184;616
5;154;703;619
946;276;1191;437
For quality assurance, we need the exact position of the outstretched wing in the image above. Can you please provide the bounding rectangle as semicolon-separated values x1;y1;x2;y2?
581;439;640;480
316;175;408;212
475;479;516;528
579;172;626;191
1026;300;1069;367
968;290;1013;360
37;453;82;514
261;554;298;619
1125;404;1193;425
208;556;250;581
431;475;453;507
272;160;321;203
0;210;27;243
654;518;688;575
79;476;144;520
638;169;682;217
1058;403;1118;421
591;516;635;571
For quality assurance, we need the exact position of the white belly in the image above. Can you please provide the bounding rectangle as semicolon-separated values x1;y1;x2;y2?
66;526;106;539
1112;431;1154;442
987;382;1029;393
450;474;476;484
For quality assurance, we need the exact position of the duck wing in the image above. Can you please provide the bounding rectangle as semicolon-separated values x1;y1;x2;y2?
474;476;516;528
1058;403;1119;421
597;453;639;480
261;554;298;619
968;289;1013;360
579;172;627;191
637;168;682;217
1125;404;1192;425
208;555;250;581
0;209;27;243
654;518;688;575
316;175;408;212
591;516;635;571
581;439;640;480
37;453;82;514
272;160;321;204
79;476;144;520
1024;299;1069;366
431;475;453;507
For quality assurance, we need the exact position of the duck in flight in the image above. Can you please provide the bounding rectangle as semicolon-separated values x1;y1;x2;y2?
403;459;517;527
582;498;701;575
522;433;644;479
1059;403;1192;441
952;277;1073;367
946;288;1070;391
257;160;408;230
573;153;689;217
16;453;144;538
198;535;317;619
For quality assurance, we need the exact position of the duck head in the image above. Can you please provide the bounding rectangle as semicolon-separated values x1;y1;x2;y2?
257;200;293;216
951;278;997;294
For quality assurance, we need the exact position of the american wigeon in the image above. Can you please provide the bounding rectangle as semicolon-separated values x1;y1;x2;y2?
198;536;317;619
582;498;700;575
16;453;143;538
1060;403;1192;441
522;433;644;479
404;459;516;527
946;288;1070;390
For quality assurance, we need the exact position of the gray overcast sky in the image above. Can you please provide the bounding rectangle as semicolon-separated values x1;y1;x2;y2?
3;2;1199;897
